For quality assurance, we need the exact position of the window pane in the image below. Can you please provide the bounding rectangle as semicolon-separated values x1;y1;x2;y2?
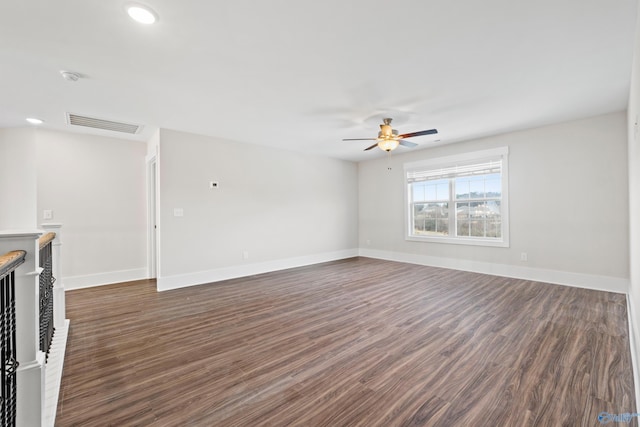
487;221;501;238
411;179;449;202
412;202;448;236
486;200;501;219
437;219;449;235
470;220;485;237
455;178;470;199
412;183;425;201
469;201;486;219
457;220;470;237
456;201;503;238
470;178;485;198
436;181;449;200
456;202;470;219
424;202;448;219
425;183;437;200
485;176;501;198
439;202;449;217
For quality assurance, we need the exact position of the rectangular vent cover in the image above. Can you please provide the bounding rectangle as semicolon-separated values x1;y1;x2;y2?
67;113;142;134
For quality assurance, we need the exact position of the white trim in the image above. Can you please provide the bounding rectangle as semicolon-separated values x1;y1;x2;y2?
40;223;63;230
358;248;629;293
404;146;510;170
16;353;45;427
44;319;69;427
0;230;42;239
64;268;147;290
627;290;640;413
146;154;158;279
405;235;509;247
157;249;359;292
16;355;45;372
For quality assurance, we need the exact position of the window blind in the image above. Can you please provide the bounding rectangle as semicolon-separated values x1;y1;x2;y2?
406;158;502;183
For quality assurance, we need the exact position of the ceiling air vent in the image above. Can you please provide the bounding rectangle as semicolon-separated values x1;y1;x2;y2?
67;113;142;134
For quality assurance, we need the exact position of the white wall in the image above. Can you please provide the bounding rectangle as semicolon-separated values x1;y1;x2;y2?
36;130;148;289
627;1;640;407
0;128;38;229
359;112;629;292
157;129;359;290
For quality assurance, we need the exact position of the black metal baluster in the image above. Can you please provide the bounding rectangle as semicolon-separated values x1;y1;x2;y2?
39;240;55;360
0;251;24;427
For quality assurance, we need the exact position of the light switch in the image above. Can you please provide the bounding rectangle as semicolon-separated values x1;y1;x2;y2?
43;210;53;220
173;208;184;217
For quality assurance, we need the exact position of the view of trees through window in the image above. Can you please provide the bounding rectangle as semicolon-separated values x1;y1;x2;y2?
411;173;502;239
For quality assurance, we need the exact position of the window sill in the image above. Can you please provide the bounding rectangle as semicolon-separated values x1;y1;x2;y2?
406;235;509;248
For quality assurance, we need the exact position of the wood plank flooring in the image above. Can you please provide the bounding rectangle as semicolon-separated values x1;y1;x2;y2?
56;257;636;426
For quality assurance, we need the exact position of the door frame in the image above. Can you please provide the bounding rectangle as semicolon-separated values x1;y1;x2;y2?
146;154;159;278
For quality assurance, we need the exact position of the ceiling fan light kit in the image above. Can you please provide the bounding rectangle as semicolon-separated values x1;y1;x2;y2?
378;138;400;152
343;117;438;153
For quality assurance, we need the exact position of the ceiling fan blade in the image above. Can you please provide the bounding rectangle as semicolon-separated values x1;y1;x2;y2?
343;138;377;141
398;139;417;148
398;129;438;139
364;143;379;151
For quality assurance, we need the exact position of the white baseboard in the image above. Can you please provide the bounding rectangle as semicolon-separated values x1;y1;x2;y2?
157;249;359;291
627;291;640;412
358;249;630;294
64;268;147;290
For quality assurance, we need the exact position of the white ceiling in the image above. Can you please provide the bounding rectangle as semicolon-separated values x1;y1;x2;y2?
0;0;637;161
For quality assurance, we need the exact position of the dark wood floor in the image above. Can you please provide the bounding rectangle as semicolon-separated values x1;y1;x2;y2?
56;257;636;426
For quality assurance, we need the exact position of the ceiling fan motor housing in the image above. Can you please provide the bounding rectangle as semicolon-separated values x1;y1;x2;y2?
378;126;398;139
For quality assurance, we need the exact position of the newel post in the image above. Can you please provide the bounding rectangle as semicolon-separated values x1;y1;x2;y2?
40;224;65;329
0;230;44;427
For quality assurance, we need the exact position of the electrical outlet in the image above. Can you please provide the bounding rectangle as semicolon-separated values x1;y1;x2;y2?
520;252;528;262
243;251;249;260
43;210;53;220
173;208;184;217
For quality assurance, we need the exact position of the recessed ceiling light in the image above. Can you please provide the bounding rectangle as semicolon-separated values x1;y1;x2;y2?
26;118;44;125
126;3;158;25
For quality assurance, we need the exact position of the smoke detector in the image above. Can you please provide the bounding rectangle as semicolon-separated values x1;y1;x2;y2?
60;71;81;82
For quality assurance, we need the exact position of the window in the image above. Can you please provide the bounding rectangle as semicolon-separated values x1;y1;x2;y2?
404;147;509;247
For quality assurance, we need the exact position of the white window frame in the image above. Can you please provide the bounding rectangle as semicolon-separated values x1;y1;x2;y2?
404;147;509;247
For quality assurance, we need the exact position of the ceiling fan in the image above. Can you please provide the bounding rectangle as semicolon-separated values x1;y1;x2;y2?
343;118;438;152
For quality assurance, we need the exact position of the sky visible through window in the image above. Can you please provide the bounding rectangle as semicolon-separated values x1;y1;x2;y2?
412;173;502;202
